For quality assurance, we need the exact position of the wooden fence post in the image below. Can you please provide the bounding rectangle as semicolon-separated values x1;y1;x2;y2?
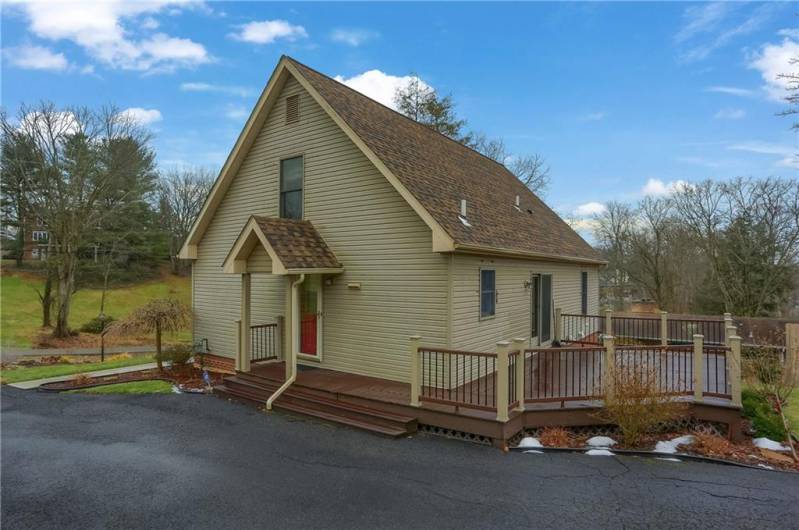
693;334;704;402
513;338;526;412
554;308;562;343
660;311;668;346
496;341;511;422
409;336;421;407
729;335;742;407
603;335;615;401
605;309;613;337
234;319;242;371
786;323;799;383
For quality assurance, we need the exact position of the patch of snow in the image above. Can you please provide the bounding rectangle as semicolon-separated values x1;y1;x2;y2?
585;449;615;456
753;438;790;452
655;457;682;462
654;435;695;454
757;463;775;470
171;385;182;394
518;437;543;448
523;450;544;454
587;436;617;448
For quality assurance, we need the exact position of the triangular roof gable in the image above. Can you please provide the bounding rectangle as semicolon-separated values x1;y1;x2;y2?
223;216;342;275
181;56;603;265
180;57;454;260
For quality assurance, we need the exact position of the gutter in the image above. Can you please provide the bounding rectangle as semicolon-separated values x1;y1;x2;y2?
266;273;305;410
452;243;607;266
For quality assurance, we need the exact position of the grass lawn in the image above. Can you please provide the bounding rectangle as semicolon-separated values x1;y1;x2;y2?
0;355;155;384
67;380;174;395
786;389;799;434
1;270;190;348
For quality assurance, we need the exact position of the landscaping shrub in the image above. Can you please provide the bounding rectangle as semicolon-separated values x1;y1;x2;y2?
79;315;115;334
594;364;688;447
692;432;736;459
158;344;193;366
538;427;573;447
742;389;787;440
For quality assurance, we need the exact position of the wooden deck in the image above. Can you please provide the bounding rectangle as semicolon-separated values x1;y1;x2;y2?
216;360;742;445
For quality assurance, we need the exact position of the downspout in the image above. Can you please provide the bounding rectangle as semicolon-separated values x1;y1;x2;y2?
266;273;305;410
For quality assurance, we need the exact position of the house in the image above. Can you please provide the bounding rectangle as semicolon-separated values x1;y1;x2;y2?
181;55;602;379
179;57;743;444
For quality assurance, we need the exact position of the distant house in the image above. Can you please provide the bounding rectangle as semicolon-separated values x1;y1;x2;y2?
180;56;603;381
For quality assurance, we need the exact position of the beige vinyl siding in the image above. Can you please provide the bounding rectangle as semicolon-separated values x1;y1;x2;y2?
450;254;600;352
193;74;448;382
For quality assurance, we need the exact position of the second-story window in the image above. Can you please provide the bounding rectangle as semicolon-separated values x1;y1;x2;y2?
280;156;303;219
32;230;48;242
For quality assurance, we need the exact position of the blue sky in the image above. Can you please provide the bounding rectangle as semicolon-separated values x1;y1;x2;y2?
2;1;797;234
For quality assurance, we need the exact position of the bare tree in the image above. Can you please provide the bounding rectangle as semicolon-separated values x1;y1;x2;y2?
0;102;156;337
158;167;214;275
470;133;551;195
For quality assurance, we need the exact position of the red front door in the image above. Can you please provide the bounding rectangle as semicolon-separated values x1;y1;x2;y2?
299;277;319;356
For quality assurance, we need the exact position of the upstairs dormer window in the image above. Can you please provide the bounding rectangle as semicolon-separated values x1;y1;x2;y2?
280;156;303;220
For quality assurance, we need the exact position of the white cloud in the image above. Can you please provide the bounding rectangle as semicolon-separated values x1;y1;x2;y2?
4;44;69;71
579;112;607;122
641;178;691;197
778;28;799;39
713;108;745;120
748;38;799;101
141;17;160;30
677;3;777;62
118;107;162;125
675;156;728;169
230;20;307;44
573;202;607;216
728;141;798;169
14;1;211;72
224;105;248;120
180;82;253;97
333;70;431;109
704;85;756;97
330;28;379;46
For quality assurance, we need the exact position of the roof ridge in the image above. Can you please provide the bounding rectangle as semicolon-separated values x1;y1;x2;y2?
283;56;520;177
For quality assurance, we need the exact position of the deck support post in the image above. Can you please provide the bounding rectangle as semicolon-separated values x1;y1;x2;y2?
660;311;668;346
513;338;527;412
553;308;562;343
603;335;615;402
723;313;734;345
729;335;742;407
409;335;421;407
693;334;704;403
234;319;242;371
495;341;511;422
604;309;613;337
240;273;251;373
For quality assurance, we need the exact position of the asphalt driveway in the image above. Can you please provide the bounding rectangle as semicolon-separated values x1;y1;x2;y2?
2;386;798;529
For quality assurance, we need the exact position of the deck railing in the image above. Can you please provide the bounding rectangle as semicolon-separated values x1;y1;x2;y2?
410;333;741;418
558;310;731;347
250;323;279;363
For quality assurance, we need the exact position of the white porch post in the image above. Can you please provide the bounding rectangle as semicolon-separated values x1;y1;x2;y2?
409;335;421;407
660;311;668;346
240;273;251;373
729;335;742;407
495;341;511;422
513;338;526;412
234;319;242;371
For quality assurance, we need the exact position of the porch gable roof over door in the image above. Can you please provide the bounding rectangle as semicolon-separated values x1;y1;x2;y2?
222;215;343;275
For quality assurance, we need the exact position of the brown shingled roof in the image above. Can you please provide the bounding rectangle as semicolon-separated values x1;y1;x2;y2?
287;57;601;264
253;216;341;270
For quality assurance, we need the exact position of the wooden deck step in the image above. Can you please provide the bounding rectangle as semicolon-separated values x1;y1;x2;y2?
217;375;417;437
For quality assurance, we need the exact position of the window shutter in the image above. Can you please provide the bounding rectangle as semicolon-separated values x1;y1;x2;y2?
286;95;300;124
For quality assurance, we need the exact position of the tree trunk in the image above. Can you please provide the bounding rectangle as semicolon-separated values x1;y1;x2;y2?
53;251;77;338
155;320;163;372
40;273;52;327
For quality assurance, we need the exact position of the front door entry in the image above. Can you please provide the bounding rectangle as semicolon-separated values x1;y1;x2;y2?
300;276;321;357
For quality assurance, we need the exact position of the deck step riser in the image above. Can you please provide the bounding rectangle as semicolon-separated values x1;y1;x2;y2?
218;377;417;436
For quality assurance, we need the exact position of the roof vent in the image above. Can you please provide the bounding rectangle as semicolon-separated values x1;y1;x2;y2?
460;199;467;217
286;94;300;124
514;195;521;212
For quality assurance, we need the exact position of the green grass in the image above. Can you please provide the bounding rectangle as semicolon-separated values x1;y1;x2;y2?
0;271;190;348
786;388;798;435
0;355;154;384
67;380;174;394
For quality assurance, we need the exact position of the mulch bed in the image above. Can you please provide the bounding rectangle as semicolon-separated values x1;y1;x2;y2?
38;364;225;393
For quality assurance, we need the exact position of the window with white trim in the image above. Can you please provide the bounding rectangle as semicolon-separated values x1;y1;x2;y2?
32;230;48;242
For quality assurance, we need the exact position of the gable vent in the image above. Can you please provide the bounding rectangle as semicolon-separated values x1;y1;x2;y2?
286;95;300;124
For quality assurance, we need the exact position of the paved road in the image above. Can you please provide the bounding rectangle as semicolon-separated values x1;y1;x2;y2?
2;387;797;530
2;345;154;362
